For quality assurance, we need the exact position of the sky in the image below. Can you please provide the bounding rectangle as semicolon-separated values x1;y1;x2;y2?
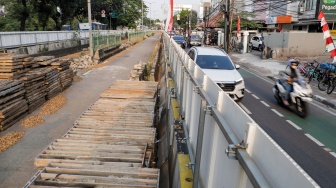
144;0;210;21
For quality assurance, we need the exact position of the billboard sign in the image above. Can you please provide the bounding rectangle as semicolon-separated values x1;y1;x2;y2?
320;0;336;20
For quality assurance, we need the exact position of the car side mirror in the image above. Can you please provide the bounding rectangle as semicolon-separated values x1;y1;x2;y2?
235;64;240;69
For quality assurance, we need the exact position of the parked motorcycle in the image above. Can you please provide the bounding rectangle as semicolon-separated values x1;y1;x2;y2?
273;72;313;118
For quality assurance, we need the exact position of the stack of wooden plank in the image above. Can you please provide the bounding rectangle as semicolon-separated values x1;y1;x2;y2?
22;56;38;68
50;59;71;71
0;53;29;79
30;80;160;187
20;69;47;113
0;80;28;131
37;68;62;100
33;56;56;67
59;69;74;90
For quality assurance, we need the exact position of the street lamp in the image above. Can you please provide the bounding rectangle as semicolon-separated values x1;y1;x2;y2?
87;0;93;59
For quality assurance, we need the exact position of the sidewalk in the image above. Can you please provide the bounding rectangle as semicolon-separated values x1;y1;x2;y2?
229;52;336;110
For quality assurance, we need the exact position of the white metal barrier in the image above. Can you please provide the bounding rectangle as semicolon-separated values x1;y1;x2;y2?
162;32;319;188
0;30;128;48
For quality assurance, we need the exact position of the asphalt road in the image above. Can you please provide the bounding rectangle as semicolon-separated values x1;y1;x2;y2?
0;33;160;188
239;67;336;187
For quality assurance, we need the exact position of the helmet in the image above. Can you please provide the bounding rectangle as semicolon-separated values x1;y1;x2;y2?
288;59;299;66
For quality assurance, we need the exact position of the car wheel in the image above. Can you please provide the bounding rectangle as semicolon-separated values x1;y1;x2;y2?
258;44;263;51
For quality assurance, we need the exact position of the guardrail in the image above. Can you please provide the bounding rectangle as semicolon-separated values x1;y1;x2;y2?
162;32;319;187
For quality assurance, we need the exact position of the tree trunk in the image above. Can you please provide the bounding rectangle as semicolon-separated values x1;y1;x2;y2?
19;0;29;31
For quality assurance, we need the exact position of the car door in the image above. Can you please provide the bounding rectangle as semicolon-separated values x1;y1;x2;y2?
251;36;259;48
188;49;195;61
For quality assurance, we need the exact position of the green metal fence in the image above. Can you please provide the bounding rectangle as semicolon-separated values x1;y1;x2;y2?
92;32;122;53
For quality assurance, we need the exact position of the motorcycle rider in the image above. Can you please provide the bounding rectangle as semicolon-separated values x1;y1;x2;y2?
281;59;302;106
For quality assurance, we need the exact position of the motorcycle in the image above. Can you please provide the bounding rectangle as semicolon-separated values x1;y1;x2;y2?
273;72;313;118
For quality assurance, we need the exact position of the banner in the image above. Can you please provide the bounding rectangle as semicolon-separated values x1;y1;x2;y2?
318;11;336;62
319;0;336;20
165;0;174;32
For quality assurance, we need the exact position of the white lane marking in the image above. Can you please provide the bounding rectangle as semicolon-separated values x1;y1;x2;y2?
245;89;251;93
330;152;336;158
271;109;284;117
310;100;336;116
305;134;325;147
83;70;92;76
237;102;252;114
286;120;302;130
252;94;260;99
260;101;270;107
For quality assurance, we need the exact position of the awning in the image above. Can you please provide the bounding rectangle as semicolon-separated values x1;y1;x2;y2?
197;11;224;28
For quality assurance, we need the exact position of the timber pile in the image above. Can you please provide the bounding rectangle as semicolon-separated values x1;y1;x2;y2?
20;69;47;113
50;59;71;71
36;68;62;100
33;56;56;67
0;80;28;131
59;69;74;90
31;80;160;187
0;53;29;79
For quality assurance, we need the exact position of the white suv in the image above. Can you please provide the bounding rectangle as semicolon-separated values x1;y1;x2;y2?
187;46;245;101
250;36;264;51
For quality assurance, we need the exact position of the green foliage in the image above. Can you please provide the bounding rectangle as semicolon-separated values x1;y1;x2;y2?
174;9;198;30
0;0;147;31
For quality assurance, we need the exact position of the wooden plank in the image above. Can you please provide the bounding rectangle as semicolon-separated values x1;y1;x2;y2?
0;83;24;97
33;180;156;188
38;154;143;163
34;159;142;170
47;146;145;154
54;138;150;147
0;90;25;105
48;162;159;174
63;134;154;143
39;173;158;186
44;167;159;179
72;125;155;132
50;142;145;150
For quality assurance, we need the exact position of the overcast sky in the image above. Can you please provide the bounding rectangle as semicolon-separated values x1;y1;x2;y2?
144;0;210;21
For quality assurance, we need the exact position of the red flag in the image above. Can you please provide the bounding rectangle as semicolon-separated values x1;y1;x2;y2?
165;0;174;32
237;16;240;34
318;11;325;20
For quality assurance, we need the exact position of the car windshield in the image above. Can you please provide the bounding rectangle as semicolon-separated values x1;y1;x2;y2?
196;55;235;70
173;36;185;41
191;35;200;40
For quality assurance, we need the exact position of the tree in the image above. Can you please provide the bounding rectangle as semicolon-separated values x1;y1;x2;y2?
174;9;197;31
0;0;148;31
3;0;31;31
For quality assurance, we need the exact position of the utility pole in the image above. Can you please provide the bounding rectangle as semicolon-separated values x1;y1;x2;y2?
109;5;112;30
142;0;143;32
87;0;93;59
224;0;231;53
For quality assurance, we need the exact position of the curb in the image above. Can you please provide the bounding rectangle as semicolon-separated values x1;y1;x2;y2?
312;95;336;109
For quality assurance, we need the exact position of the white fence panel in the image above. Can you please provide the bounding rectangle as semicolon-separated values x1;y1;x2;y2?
165;32;319;188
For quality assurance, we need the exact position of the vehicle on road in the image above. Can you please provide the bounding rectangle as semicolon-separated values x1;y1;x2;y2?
250;36;264;51
273;72;312;118
187;46;245;101
172;35;186;49
189;35;202;46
